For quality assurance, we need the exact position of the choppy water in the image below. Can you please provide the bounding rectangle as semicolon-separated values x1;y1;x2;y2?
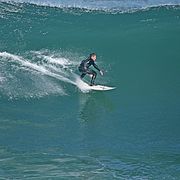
0;0;180;179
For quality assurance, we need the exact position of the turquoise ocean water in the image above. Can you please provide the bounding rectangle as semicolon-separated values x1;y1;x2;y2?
0;0;180;179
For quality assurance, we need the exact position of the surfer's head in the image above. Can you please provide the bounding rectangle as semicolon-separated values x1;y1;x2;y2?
90;53;96;61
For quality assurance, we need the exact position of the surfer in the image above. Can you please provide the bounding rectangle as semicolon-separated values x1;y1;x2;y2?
78;53;103;86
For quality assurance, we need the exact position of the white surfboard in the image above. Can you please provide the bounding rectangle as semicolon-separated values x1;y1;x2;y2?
76;78;115;92
89;85;116;91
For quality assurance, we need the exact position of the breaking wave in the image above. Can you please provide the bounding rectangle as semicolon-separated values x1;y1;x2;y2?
1;0;180;13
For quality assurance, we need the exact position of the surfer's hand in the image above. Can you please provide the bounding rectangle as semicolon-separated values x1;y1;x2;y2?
100;70;104;76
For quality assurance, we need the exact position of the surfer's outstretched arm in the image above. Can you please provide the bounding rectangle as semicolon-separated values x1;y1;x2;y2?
92;61;103;75
92;61;100;71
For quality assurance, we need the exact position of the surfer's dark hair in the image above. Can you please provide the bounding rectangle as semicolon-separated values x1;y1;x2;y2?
90;53;96;58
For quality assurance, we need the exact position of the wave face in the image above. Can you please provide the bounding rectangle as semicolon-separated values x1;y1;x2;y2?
0;1;180;179
1;0;180;11
0;1;179;99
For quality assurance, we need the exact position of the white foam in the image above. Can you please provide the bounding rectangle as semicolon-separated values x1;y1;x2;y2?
1;0;179;13
75;77;92;93
42;55;71;67
0;52;72;98
0;51;92;98
0;76;6;83
0;52;75;85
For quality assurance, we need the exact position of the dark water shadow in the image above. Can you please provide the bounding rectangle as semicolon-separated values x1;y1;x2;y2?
78;91;115;123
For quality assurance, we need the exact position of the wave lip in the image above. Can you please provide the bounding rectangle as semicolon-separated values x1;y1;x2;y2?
1;0;180;13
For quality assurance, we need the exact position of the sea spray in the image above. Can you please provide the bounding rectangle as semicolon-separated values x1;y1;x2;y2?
0;51;93;99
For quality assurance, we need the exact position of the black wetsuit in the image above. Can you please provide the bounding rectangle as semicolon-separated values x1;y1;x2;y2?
78;58;100;85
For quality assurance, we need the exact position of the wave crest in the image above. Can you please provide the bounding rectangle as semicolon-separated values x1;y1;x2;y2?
1;0;180;13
